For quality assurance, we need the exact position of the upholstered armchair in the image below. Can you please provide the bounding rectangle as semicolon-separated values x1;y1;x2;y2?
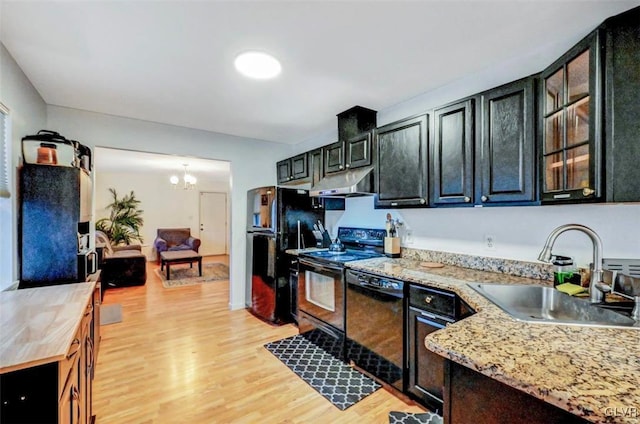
95;231;147;289
153;228;201;263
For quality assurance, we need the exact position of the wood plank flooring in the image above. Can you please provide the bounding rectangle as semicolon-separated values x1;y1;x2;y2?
94;256;425;423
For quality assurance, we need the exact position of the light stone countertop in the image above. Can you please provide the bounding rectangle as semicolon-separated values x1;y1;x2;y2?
0;282;96;374
347;257;640;424
284;247;328;256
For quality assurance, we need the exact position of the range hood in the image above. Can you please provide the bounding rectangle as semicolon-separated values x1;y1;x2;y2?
310;106;377;198
310;166;374;197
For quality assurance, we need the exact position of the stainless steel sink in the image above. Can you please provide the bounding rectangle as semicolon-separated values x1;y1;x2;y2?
468;283;639;329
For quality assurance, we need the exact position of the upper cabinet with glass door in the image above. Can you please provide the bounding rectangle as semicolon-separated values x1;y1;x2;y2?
540;30;603;203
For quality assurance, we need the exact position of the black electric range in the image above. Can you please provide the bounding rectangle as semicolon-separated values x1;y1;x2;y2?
296;227;386;361
299;227;386;265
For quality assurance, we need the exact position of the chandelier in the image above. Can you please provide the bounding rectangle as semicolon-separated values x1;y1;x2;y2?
170;164;197;190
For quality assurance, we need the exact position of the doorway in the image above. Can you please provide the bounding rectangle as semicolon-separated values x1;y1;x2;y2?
199;192;228;255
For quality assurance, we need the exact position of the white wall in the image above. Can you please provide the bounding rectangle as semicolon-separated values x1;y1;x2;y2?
47;106;288;308
332;196;640;269
95;171;230;259
0;44;47;291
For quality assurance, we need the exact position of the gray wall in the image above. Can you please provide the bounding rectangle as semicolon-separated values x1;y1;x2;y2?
0;44;47;290
47;106;289;308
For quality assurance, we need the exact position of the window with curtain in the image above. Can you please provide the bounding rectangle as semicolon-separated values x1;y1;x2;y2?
0;102;9;198
0;102;12;289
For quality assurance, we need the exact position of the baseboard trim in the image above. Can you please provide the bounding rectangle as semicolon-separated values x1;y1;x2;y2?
2;280;19;291
228;301;245;311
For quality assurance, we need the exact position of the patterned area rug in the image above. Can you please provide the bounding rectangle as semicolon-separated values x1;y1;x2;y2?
264;334;381;410
156;262;229;288
389;411;443;424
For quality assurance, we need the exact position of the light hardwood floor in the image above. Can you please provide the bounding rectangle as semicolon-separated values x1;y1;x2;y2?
94;256;426;423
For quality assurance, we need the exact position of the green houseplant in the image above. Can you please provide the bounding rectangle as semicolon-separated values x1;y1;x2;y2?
96;188;144;245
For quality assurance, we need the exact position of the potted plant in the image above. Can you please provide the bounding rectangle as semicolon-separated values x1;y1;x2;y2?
96;188;144;245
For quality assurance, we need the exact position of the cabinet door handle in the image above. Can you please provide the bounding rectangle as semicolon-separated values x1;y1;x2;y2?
464;196;471;203
67;338;81;359
481;195;488;202
339;165;344;170
345;163;350;168
72;386;81;422
87;337;94;369
420;198;426;204
424;295;433;304
582;187;595;197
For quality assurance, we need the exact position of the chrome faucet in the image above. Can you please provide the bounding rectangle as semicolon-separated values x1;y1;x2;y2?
537;224;604;303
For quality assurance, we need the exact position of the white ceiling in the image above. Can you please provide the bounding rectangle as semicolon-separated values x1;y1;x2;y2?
2;1;639;145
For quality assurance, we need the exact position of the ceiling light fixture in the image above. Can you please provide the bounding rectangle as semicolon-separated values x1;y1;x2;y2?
170;164;197;190
234;51;281;79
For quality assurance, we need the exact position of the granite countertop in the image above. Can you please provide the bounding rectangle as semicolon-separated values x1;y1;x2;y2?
0;282;96;374
285;247;327;256
347;257;640;424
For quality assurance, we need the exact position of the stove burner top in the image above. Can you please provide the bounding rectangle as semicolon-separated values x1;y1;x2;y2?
300;227;386;265
302;249;383;264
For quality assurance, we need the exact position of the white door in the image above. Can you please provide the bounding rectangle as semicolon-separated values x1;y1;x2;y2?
199;192;227;255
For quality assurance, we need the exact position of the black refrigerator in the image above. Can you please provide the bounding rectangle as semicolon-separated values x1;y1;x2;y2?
246;186;323;323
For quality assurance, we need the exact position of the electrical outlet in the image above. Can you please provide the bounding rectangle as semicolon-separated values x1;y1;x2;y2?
484;234;496;250
405;229;413;244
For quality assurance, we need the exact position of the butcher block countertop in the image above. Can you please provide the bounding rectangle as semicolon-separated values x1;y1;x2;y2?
0;282;96;374
347;257;640;424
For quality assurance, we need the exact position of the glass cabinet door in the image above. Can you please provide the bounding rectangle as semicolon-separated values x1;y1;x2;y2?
541;31;602;202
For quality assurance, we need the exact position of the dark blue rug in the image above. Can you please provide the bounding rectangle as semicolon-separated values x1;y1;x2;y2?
389;411;443;424
264;334;381;410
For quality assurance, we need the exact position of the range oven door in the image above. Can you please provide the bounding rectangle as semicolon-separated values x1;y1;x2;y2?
298;258;345;333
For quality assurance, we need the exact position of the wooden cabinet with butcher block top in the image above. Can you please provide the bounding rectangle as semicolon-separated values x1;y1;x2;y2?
0;282;99;424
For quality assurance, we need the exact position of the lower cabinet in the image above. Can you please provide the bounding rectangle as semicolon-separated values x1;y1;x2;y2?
407;307;446;415
444;361;590;424
0;290;98;424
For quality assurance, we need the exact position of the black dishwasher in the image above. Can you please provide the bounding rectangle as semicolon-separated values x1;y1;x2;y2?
346;269;405;392
407;284;474;414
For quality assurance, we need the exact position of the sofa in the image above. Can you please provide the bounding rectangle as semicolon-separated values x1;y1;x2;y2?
153;228;201;263
95;231;147;289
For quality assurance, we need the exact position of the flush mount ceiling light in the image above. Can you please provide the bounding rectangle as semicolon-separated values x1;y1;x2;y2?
234;51;281;79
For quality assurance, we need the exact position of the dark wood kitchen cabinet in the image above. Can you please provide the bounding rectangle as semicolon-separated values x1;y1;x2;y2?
309;148;323;187
539;6;640;203
308;148;345;211
375;114;429;208
444;361;589;424
603;6;640;202
323;140;345;174
277;153;308;184
478;77;537;205
324;133;373;175
430;99;475;206
540;30;603;203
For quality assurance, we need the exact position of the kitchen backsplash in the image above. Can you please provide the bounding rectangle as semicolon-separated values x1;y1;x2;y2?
326;196;640;268
401;247;553;281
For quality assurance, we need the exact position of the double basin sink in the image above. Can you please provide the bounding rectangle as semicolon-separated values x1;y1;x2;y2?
469;283;639;330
